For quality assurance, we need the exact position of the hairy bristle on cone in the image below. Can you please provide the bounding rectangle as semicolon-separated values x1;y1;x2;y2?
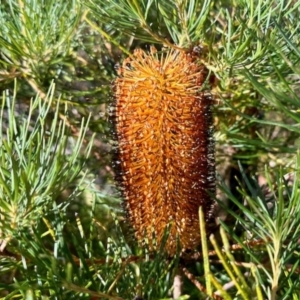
113;47;215;254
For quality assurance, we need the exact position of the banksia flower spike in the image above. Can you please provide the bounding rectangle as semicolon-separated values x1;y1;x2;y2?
113;46;215;255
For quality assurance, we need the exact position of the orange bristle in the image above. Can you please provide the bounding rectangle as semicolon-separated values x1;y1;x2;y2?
113;46;215;254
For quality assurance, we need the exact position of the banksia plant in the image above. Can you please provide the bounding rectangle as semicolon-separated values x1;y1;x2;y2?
2;0;300;299
113;46;216;254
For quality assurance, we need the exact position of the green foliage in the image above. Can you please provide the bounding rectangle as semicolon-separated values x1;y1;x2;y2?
0;0;82;83
0;0;300;299
0;82;92;249
216;157;300;299
85;0;212;47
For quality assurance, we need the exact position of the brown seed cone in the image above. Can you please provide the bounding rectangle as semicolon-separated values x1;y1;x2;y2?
113;46;216;255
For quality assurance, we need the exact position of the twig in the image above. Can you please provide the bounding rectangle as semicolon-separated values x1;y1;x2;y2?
173;273;183;299
182;267;223;300
181;238;267;263
214;272;250;296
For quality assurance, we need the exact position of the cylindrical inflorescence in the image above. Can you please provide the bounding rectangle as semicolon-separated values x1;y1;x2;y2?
113;46;215;254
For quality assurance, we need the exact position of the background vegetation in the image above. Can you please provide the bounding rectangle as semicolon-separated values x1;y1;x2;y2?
0;0;299;299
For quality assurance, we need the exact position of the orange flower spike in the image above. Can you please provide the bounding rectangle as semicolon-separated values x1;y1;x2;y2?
113;47;216;254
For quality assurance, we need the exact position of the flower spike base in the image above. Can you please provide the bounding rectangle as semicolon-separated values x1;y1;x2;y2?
113;47;215;255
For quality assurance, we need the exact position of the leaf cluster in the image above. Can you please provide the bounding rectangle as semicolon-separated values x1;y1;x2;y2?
0;83;92;250
0;0;81;84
